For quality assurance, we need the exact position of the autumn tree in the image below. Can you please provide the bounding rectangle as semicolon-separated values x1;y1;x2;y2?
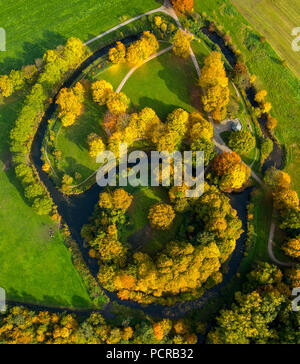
172;30;192;59
148;203;175;230
0;75;13;98
166;108;189;137
266;115;277;131
107;92;130;115
273;189;299;212
91;80;113;106
109;41;126;64
171;0;194;13
282;236;300;260
126;31;159;65
88;133;105;158
255;90;267;103
189;112;213;142
212;152;250;192
200;52;230;122
99;189;133;212
56;82;85;127
228;130;256;155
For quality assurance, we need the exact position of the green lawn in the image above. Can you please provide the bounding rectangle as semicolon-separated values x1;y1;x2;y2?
230;0;300;79
195;0;300;194
0;97;94;308
0;0;160;73
123;50;199;119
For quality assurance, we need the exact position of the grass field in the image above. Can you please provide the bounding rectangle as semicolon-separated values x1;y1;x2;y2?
230;0;300;79
123;50;198;119
0;97;94;308
195;0;300;194
0;0;160;73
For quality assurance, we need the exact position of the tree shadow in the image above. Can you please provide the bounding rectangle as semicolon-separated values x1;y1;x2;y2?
7;288;91;309
137;96;179;120
64;156;94;179
0;31;67;74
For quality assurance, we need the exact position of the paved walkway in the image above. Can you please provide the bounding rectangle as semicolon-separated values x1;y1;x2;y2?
116;45;173;93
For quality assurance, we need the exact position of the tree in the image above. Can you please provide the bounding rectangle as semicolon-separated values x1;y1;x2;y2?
212;152;250;192
189;112;213;141
171;0;194;13
56;82;85;127
166;108;189;137
192;138;215;166
266;115;277;131
109;41;126;64
200;52;230;121
273;189;299;212
126;31;159;65
0;75;13;98
91;80;114;106
107;92;130;115
255;90;267;103
228;130;256;155
99;189;133;212
172;30;192;59
148;203;175;230
212;152;241;177
264;167;291;190
156;130;180;153
88;133;105;158
280;208;300;232
282;236;300;260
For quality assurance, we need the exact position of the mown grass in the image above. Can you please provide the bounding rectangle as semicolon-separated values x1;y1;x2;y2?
0;0;160;73
0;97;94;308
230;0;300;79
122;49;198;119
195;0;300;194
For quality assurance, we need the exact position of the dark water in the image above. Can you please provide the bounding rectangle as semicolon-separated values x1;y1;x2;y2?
29;37;254;319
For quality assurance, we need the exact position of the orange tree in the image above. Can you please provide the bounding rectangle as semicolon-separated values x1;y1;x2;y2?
171;0;194;13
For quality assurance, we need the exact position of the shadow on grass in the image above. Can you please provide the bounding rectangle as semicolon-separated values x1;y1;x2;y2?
0;31;67;74
7;288;91;309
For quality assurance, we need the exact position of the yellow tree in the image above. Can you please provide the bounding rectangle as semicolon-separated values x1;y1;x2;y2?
273;189;299;211
126;31;159;65
255;90;267;103
109;41;126;64
56;82;85;127
200;52;229;121
148;203;175;230
107;92;130;115
173;30;192;58
171;0;194;13
88;133;105;158
0;75;14;98
282;237;300;260
91;80;114;106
